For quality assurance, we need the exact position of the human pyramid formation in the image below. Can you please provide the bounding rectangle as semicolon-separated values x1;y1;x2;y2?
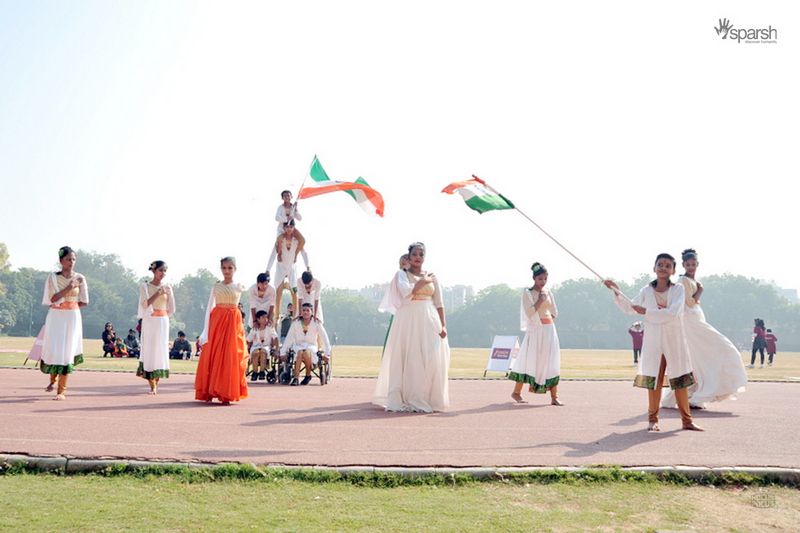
36;194;748;431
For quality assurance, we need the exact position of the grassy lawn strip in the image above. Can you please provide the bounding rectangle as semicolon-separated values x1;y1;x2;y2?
1;466;798;532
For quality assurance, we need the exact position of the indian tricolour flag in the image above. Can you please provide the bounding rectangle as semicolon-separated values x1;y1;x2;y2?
298;156;385;217
442;175;514;214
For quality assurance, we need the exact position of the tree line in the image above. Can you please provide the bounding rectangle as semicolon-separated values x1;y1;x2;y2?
1;243;798;350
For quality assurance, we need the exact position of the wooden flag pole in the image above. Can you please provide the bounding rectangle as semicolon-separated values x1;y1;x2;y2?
479;177;634;304
479;179;604;281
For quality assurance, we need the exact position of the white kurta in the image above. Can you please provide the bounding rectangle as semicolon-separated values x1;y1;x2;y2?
247;326;276;355
612;284;694;390
297;278;324;323
41;272;88;371
373;271;450;412
137;282;175;376
275;203;302;234
662;276;747;408
509;288;561;392
281;318;331;364
247;283;276;328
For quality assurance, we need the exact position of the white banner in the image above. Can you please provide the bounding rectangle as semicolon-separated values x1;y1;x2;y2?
484;335;520;374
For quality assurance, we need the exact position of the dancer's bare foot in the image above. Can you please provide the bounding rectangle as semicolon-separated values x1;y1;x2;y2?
45;384;55;392
54;394;66;401
647;422;660;432
511;392;527;404
550;398;564;406
682;422;704;431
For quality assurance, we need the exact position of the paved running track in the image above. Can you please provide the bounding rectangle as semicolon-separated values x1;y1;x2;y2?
1;368;797;468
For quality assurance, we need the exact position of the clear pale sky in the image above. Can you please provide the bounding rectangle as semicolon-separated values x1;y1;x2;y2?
1;1;797;294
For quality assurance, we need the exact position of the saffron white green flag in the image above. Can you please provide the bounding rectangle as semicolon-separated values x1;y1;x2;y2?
442;175;514;214
299;156;384;217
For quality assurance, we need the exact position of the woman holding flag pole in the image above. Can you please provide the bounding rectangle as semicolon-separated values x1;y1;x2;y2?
442;176;701;430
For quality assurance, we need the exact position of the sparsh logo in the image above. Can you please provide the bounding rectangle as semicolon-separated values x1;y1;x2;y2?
715;18;778;44
715;18;732;39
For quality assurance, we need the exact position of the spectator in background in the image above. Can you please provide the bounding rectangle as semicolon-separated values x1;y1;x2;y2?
195;336;202;358
749;318;767;368
765;329;778;366
279;302;294;344
628;322;644;365
170;331;192;360
124;329;140;358
102;322;116;358
114;336;129;357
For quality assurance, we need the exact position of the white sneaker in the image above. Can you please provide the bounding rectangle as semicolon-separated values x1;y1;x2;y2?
747;364;755;368
759;364;764;368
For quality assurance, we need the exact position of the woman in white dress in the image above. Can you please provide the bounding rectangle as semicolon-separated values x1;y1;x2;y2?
373;242;450;412
137;260;175;395
661;249;747;409
40;246;88;400
605;253;703;432
509;262;563;405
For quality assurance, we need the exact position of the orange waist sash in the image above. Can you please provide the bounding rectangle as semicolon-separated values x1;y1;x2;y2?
151;310;168;317
411;296;432;301
51;302;79;310
216;303;238;309
540;317;553;325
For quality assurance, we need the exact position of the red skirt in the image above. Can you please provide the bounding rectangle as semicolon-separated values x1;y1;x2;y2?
194;306;248;402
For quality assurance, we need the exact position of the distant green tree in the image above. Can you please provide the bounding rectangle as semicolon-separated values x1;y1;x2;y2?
74;250;139;338
0;267;49;336
172;269;218;339
699;274;800;350
448;284;519;348
321;288;388;345
0;242;10;272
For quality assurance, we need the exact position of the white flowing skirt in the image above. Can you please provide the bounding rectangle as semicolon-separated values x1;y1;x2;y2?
42;308;83;366
373;300;450;412
662;306;747;408
140;315;170;373
509;322;561;392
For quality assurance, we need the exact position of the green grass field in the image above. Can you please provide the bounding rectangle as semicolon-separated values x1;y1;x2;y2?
1;336;798;381
1;473;798;532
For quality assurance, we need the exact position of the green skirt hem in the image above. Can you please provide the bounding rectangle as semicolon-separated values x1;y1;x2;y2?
508;371;560;393
40;354;84;375
633;372;695;390
137;362;170;380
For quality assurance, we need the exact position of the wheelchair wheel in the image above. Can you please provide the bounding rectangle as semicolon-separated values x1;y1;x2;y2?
319;359;330;386
266;369;277;384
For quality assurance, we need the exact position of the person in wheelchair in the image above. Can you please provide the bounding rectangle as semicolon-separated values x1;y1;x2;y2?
246;310;278;382
280;302;331;386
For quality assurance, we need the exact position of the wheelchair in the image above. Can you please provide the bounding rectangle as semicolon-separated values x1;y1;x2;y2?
281;348;332;386
247;346;280;384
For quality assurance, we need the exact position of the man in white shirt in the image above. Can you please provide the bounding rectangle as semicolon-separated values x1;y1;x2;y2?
281;303;331;386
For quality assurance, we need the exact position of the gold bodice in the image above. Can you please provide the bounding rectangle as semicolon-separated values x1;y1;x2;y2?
529;289;554;319
146;283;169;311
681;276;698;307
214;282;244;305
57;275;80;302
409;272;434;300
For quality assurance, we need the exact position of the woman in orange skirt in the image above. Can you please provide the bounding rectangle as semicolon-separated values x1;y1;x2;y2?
194;256;248;404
